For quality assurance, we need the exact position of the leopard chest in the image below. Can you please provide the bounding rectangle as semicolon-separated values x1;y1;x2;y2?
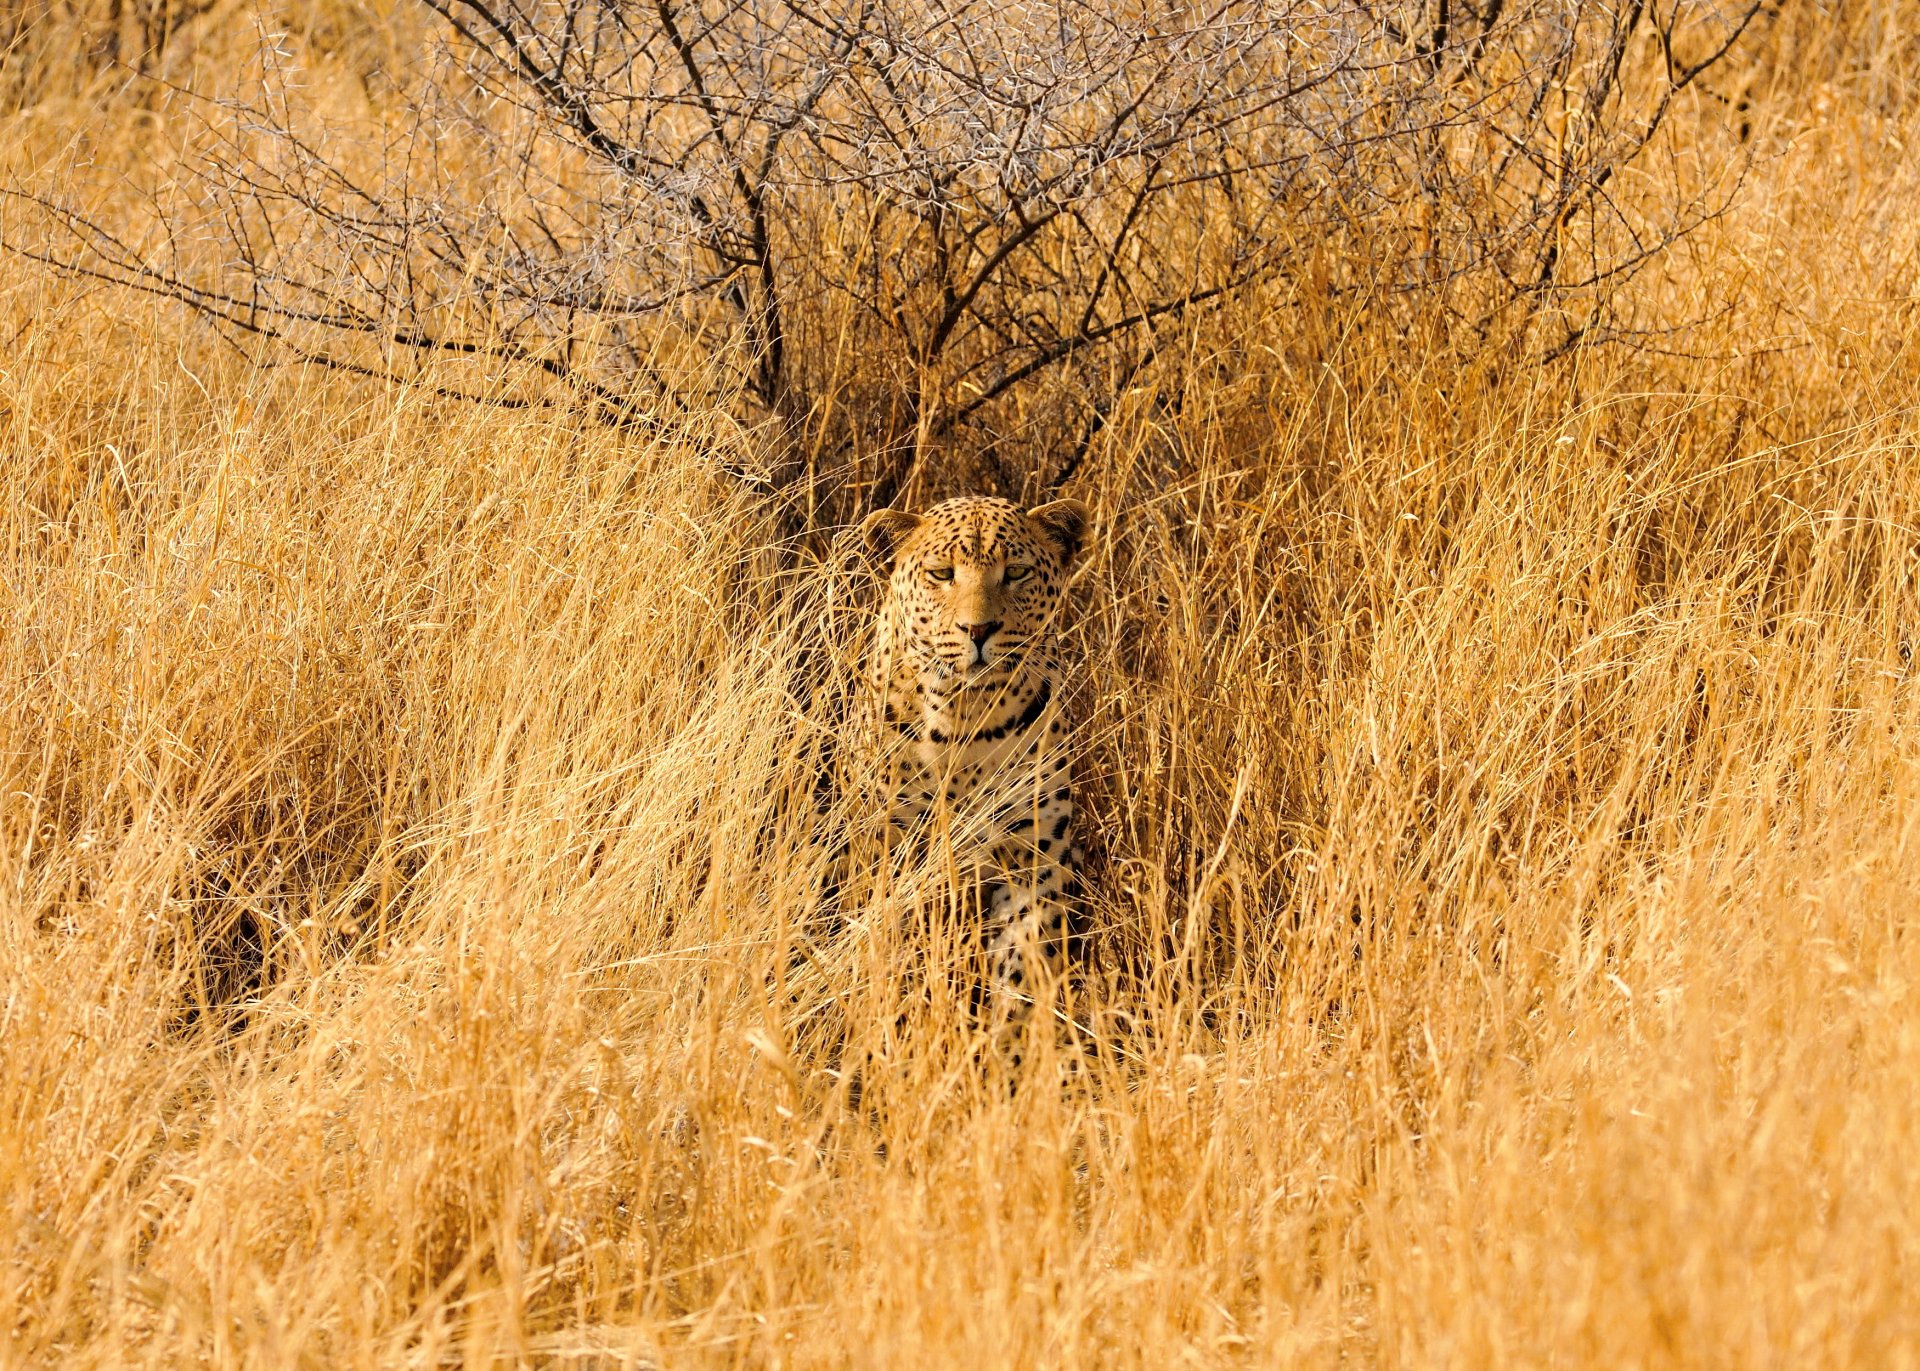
891;680;1069;850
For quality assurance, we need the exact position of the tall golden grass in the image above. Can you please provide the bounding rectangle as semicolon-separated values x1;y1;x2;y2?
5;4;1920;1366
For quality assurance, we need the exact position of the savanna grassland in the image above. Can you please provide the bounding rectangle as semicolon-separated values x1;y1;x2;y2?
5;1;1920;1366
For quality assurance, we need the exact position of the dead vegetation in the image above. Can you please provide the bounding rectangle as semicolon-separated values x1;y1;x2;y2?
4;1;1920;1366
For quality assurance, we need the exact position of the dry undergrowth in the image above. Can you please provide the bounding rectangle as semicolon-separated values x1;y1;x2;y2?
5;4;1920;1368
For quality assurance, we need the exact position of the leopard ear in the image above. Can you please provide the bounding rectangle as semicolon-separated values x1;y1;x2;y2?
858;508;922;567
1026;499;1091;564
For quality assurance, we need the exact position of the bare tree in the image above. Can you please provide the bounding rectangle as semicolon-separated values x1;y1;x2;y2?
3;0;1768;509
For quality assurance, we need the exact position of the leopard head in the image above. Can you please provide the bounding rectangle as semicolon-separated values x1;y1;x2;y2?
861;495;1091;688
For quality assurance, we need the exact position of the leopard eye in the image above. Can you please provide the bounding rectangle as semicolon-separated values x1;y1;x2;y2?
926;566;955;583
1004;564;1033;583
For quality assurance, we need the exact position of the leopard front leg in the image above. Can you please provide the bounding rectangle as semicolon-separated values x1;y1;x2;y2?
981;855;1076;1067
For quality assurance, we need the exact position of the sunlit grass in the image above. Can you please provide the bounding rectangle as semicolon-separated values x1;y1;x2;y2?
4;4;1920;1367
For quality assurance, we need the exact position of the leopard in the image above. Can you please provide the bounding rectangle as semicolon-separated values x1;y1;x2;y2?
855;494;1092;1064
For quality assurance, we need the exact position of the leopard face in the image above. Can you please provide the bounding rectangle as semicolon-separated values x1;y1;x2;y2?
862;496;1090;689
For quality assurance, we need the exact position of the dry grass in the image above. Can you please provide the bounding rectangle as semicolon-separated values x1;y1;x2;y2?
6;5;1920;1367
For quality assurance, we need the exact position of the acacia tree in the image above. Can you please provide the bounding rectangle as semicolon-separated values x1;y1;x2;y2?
6;0;1768;509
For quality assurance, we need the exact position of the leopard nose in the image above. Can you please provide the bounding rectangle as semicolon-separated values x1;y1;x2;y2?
963;620;1002;645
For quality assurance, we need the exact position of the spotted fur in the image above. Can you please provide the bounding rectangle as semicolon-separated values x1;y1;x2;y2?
858;495;1091;1060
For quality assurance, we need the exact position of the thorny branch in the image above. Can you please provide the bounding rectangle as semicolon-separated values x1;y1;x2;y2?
3;0;1769;508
